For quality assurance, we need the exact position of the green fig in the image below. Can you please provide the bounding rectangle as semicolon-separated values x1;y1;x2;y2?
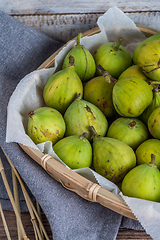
122;154;160;202
136;139;160;170
43;56;83;114
64;93;108;141
27;107;66;145
133;32;160;65
137;40;160;81
62;33;96;82
140;84;160;125
107;117;149;150
53;132;92;169
112;77;153;117
89;126;136;183
118;65;149;82
148;106;160;139
93;37;132;79
83;65;117;119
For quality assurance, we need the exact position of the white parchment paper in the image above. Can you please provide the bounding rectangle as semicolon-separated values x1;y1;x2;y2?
6;6;158;240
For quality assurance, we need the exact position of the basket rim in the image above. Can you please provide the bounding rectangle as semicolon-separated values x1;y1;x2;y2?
19;143;137;220
37;24;160;70
20;24;160;221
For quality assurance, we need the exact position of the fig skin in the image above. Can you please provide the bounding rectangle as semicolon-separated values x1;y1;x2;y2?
83;65;117;119
122;154;160;202
140;85;160;125
92;136;136;183
53;133;92;169
90;127;136;183
148;106;160;139
27;107;66;145
93;38;132;79
43;57;83;115
112;76;153;117
64;94;108;141
106;117;149;150
137;40;160;81
136;139;160;170
62;33;96;82
118;65;149;82
133;32;160;65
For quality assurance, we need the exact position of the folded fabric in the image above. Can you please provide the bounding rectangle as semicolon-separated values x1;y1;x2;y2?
0;10;143;240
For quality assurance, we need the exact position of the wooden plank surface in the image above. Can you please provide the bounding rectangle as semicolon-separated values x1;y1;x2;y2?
0;210;153;240
12;12;160;42
1;1;160;14
1;1;160;41
11;12;160;42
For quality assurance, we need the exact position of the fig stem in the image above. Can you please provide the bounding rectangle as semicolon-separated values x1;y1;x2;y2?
113;37;123;51
77;33;82;45
151;154;156;165
78;132;88;140
28;111;34;118
97;64;116;84
75;93;82;101
88;126;98;138
129;121;137;129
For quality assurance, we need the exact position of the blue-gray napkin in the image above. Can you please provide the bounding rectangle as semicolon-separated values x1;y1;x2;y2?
0;10;143;240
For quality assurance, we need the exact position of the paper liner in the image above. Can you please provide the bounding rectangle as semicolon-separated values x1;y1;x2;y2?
120;192;160;239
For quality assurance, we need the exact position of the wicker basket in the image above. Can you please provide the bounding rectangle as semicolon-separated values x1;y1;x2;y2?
19;25;159;221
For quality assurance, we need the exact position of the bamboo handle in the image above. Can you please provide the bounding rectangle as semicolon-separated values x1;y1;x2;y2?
19;144;136;220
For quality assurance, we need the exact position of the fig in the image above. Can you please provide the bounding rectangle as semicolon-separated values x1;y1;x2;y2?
107;117;149;150
112;77;153;117
43;56;83;114
64;93;108;141
53;132;92;169
133;32;160;65
62;33;96;82
140;84;160;125
93;37;132;79
122;154;160;202
27;107;66;145
118;65;149;82
83;65;117;119
136;139;160;170
148;106;160;139
89;126;136;183
137;40;160;80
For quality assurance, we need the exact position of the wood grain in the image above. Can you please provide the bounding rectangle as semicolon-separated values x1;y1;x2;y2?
1;1;160;15
1;1;160;41
0;211;153;240
0;210;53;240
11;12;160;42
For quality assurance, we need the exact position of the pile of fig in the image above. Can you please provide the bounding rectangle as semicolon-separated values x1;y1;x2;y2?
27;32;160;202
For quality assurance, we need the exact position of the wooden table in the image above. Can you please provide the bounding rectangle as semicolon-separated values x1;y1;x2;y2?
1;1;160;42
0;1;159;239
0;210;152;239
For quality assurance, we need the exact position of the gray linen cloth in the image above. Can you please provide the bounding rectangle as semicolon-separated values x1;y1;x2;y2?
0;10;143;240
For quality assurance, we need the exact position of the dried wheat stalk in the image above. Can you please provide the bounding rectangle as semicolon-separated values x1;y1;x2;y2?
0;145;51;240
